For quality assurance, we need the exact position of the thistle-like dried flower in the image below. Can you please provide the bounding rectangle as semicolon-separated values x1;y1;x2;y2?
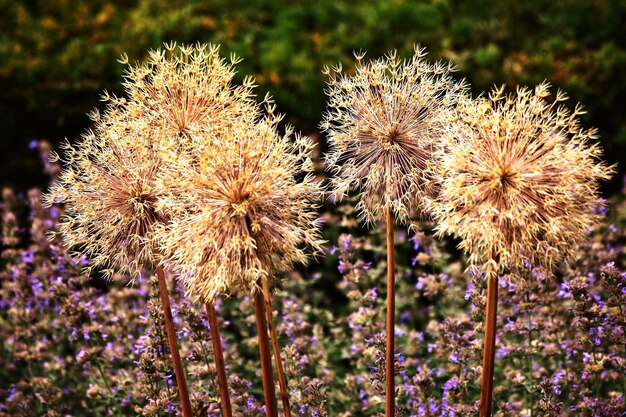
428;83;614;275
321;46;466;225
156;106;324;303
44;111;166;279
44;43;254;280
117;42;257;140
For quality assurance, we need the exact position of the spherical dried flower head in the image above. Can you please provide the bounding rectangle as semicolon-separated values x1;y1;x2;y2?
157;110;324;303
44;110;167;279
118;42;257;141
321;46;466;225
428;83;614;275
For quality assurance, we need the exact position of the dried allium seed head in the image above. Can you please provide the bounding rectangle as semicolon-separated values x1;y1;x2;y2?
156;110;324;303
44;111;167;279
428;83;614;275
321;46;466;226
115;42;257;142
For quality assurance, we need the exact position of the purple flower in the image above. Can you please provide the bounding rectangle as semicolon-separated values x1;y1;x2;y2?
416;277;424;290
343;235;352;250
21;250;35;264
409;235;420;251
245;397;255;410
442;377;459;392
496;346;509;359
524;258;532;269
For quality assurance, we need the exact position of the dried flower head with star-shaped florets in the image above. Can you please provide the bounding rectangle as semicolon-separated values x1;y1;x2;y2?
427;83;614;276
43;109;168;279
156;104;325;303
321;46;466;226
44;43;257;280
116;42;258;141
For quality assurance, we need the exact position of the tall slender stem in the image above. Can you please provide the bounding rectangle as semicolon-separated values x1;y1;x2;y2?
206;301;233;417
253;284;279;417
479;266;499;417
385;206;396;417
261;279;293;417
156;265;193;417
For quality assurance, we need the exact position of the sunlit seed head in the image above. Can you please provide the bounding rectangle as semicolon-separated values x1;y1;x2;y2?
321;46;467;226
157;107;325;303
43;111;168;280
427;82;615;276
119;42;257;141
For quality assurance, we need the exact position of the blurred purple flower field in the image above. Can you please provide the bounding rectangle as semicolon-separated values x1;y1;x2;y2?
1;143;625;416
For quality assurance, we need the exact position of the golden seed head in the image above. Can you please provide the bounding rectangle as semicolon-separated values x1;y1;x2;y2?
427;82;614;275
120;43;256;139
43;112;167;279
156;109;325;303
321;46;466;226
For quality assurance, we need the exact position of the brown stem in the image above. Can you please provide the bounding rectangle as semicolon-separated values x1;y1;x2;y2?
206;301;233;417
479;267;499;417
156;265;193;417
385;206;396;417
253;284;279;417
261;279;292;417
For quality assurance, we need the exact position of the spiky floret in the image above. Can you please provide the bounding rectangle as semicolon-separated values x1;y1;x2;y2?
427;83;614;275
320;46;466;226
156;104;325;303
44;43;256;280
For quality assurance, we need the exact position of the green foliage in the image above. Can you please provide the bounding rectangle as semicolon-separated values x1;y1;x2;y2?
1;0;625;189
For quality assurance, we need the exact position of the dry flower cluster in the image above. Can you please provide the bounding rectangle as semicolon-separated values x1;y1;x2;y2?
427;83;614;276
45;43;324;302
43;108;166;279
119;42;257;139
156;105;324;303
44;42;327;417
43;43;256;281
321;46;466;226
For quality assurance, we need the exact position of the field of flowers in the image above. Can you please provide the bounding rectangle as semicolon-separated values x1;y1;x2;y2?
1;139;625;417
1;40;625;417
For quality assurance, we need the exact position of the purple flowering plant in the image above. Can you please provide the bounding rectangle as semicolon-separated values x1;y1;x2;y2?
1;132;624;417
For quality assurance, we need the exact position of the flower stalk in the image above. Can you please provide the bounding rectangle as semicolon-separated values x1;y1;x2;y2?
254;285;279;417
205;301;233;417
261;279;292;417
479;265;498;417
156;265;192;417
385;206;396;417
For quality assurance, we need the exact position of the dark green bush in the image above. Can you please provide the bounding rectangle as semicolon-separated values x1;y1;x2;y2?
1;0;624;190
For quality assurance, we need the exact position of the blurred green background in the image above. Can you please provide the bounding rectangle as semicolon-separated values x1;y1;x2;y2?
1;0;625;193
